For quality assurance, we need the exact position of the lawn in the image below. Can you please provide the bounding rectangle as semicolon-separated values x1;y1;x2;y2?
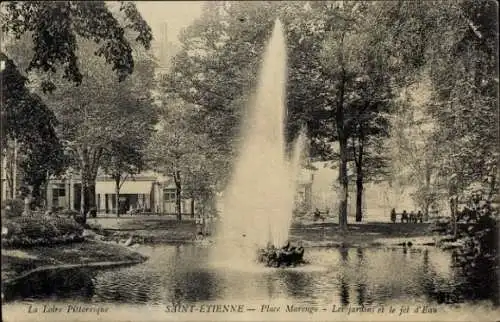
1;240;147;283
87;215;436;246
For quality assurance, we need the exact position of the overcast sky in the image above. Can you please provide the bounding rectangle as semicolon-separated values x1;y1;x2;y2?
135;1;204;44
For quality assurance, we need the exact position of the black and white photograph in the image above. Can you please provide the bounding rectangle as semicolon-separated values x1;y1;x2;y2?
1;1;498;321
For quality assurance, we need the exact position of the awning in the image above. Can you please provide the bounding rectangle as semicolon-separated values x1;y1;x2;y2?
96;180;153;195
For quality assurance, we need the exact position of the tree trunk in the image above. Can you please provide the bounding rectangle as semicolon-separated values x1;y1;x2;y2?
190;197;195;218
355;177;363;222
80;174;86;219
174;170;182;221
45;173;50;210
1;149;7;202
88;180;96;211
31;181;43;209
487;168;497;202
449;196;458;239
338;137;349;229
12;138;17;199
355;136;364;223
115;176;121;217
336;65;348;231
423;198;430;222
80;148;89;222
423;160;432;221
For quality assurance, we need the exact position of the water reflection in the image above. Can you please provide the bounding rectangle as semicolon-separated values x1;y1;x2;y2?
281;270;314;298
3;268;96;302
3;245;497;307
356;247;368;305
338;246;349;306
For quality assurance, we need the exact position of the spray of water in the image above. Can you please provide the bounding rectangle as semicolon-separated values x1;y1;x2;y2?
290;128;308;210
212;20;306;264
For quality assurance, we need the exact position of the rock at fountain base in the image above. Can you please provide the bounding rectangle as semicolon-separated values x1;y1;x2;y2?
257;244;306;268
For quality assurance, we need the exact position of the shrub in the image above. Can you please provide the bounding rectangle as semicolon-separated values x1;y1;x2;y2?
57;209;88;225
445;198;499;304
1;215;84;248
2;199;25;218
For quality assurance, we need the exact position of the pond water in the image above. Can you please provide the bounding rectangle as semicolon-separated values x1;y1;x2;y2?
2;244;495;307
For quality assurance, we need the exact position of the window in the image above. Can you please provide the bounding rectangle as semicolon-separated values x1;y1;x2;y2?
52;184;65;197
163;189;176;202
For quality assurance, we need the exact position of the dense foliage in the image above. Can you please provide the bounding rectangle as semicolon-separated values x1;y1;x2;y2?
163;1;497;227
0;53;67;204
1;199;25;218
1;1;154;219
1;1;152;88
452;197;498;304
2;215;84;248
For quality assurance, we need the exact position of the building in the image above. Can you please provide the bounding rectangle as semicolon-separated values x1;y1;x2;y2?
46;170;194;215
45;167;314;215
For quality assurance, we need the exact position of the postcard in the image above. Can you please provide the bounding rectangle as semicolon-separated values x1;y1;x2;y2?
1;1;498;321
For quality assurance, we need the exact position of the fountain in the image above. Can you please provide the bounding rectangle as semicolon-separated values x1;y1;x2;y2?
213;19;307;268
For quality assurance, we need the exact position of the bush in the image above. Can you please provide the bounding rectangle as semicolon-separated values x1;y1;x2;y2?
1;199;25;218
59;209;80;218
1;215;84;248
57;209;88;226
447;199;499;304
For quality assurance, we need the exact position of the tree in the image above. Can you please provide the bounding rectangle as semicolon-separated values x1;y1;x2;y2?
342;11;394;222
1;1;152;89
4;34;158;221
2;1;155;220
147;98;212;221
387;79;442;220
165;1;484;231
101;141;145;216
428;0;497;205
0;53;66;205
299;2;409;228
383;0;497;237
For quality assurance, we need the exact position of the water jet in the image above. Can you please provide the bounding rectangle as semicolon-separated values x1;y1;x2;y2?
212;19;308;268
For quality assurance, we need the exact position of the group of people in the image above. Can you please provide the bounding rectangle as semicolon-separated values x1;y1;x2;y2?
257;241;305;267
390;208;424;223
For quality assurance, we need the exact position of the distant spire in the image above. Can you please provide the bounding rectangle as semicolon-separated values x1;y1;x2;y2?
159;22;169;67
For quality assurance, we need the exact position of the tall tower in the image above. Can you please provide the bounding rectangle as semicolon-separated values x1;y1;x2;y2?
159;22;169;68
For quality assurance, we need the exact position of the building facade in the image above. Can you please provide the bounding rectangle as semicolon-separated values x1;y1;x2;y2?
45;168;315;215
46;170;194;215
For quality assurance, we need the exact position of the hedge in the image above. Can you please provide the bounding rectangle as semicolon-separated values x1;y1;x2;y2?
1;215;84;248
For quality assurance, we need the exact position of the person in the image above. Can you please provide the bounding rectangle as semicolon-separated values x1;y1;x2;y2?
390;208;397;223
313;208;321;220
409;211;416;223
195;230;204;241
195;215;204;236
417;210;423;223
313;208;325;222
401;210;408;223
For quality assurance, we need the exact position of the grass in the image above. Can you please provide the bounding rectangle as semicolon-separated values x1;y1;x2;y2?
290;222;435;247
1;240;147;283
86;215;436;246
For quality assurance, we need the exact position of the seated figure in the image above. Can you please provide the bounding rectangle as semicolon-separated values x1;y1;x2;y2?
257;240;306;267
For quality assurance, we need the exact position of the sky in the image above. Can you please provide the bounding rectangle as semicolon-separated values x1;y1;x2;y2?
135;1;204;45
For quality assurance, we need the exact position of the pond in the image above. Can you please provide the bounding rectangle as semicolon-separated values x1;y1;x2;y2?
2;244;496;307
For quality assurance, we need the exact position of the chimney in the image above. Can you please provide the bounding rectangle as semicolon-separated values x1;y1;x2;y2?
159;22;169;67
